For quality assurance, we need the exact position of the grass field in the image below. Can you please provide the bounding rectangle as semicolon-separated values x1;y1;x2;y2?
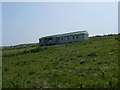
2;34;119;88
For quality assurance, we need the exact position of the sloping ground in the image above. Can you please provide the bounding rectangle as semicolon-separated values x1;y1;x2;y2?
2;34;119;88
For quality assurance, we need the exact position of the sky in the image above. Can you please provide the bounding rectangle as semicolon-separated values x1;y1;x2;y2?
2;2;118;46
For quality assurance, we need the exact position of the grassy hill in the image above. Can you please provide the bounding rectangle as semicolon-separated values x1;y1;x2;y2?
2;34;119;88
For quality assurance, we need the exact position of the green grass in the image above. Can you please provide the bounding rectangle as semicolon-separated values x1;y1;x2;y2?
2;34;119;88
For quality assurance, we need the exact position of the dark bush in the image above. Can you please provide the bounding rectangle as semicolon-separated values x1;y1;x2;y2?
111;49;114;52
30;48;39;53
22;46;44;54
23;50;28;54
93;59;97;61
16;62;20;65
80;60;86;64
59;58;63;61
83;43;86;45
95;35;102;37
108;34;114;36
104;62;108;64
17;74;20;76
87;53;97;57
4;68;9;71
28;71;35;75
77;55;83;57
115;37;118;40
98;62;102;64
43;46;47;50
26;80;31;83
23;61;27;64
31;60;35;62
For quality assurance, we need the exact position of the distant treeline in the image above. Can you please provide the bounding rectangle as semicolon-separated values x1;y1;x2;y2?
2;43;38;50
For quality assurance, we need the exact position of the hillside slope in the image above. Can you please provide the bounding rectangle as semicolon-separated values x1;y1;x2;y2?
2;34;119;88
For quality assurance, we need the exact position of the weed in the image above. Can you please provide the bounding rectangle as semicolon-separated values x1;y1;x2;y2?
100;70;105;79
80;83;83;88
108;78;113;88
10;80;21;88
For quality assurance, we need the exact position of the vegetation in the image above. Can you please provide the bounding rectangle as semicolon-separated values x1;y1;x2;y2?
2;34;119;88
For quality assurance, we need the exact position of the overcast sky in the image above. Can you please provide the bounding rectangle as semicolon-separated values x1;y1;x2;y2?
2;2;118;46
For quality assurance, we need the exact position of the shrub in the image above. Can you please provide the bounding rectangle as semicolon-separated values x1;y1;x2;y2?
28;71;35;75
10;80;21;88
80;60;86;64
87;53;97;57
77;55;83;57
22;46;43;54
30;48;39;53
23;50;30;54
4;67;9;71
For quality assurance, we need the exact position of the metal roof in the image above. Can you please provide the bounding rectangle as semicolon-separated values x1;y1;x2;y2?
40;30;88;39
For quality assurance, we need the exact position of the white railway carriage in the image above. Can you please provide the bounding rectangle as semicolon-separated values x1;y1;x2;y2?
39;30;89;46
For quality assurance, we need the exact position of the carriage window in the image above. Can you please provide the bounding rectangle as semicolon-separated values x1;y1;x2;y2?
48;37;52;41
79;35;84;39
76;35;78;39
61;37;63;40
57;37;60;41
73;35;78;39
73;36;75;39
68;36;69;39
65;36;69;40
44;38;49;41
